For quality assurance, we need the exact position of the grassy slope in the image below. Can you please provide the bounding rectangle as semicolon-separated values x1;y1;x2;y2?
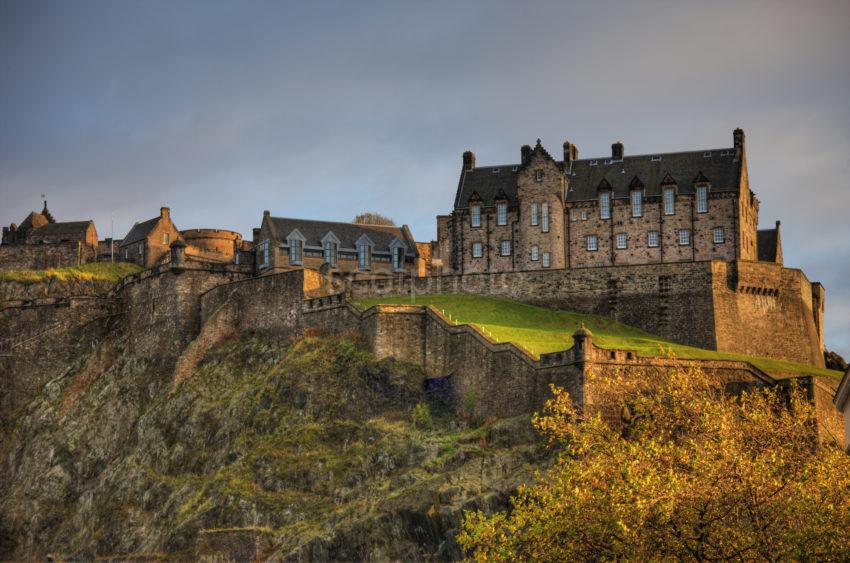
0;262;142;284
356;294;842;381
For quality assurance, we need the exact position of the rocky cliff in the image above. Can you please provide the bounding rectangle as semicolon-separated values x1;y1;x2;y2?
0;327;547;560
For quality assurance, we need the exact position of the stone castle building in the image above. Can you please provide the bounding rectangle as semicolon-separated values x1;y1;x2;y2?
254;211;424;279
0;201;99;270
436;129;781;274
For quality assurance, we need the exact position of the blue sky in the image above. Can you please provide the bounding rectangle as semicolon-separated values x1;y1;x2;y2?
1;0;849;356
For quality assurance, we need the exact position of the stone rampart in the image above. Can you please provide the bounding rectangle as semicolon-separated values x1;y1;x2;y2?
0;241;97;271
347;260;824;367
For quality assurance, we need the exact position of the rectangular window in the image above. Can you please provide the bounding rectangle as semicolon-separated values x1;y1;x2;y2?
258;240;269;267
586;235;598;251
713;226;725;244
599;191;611;219
581;211;587;221
497;203;507;225
648;231;660;248
530;203;539;226
139;245;143;256
162;233;169;245
663;188;675;215
631;190;643;217
323;242;338;266
392;247;405;271
500;240;511;256
696;186;708;213
678;229;691;246
289;239;303;264
535;170;543;182
358;244;372;269
124;249;128;260
616;233;627;249
571;210;578;222
542;203;550;232
472;242;483;258
542;252;551;268
531;245;539;261
471;205;481;227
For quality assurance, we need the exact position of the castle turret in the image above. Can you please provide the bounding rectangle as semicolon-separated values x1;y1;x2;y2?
572;324;593;362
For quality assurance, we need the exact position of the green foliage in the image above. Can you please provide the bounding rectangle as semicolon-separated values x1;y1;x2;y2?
459;366;850;560
410;402;433;430
0;261;142;284
356;294;842;379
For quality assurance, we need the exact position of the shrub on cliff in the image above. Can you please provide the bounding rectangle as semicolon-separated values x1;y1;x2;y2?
459;365;850;561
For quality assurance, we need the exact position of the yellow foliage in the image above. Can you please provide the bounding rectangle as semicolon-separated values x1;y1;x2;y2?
458;365;850;561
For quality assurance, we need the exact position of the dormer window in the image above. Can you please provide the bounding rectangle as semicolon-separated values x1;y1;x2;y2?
631;190;643;217
471;205;481;227
599;191;611;219
696;186;708;213
357;243;372;270
323;241;338;266
289;238;303;265
497;203;507;226
392;247;405;271
492;168;500;174
541;203;550;232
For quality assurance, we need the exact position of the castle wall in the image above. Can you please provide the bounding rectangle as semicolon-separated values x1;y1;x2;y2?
0;241;97;271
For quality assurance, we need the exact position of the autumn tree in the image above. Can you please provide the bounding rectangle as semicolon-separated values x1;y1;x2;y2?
459;365;850;561
353;211;395;226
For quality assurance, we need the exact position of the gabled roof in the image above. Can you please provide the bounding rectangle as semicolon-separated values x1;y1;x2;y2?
453;145;742;208
30;221;93;237
757;228;780;262
122;217;161;246
19;212;49;232
266;216;418;256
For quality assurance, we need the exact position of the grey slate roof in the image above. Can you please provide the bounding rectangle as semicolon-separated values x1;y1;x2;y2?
122;217;161;246
268;217;417;255
454;147;742;208
757;229;779;262
31;221;92;236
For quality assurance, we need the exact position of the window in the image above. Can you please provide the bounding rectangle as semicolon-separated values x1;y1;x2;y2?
571;210;578;221
500;240;511;256
258;239;269;268
542;203;550;232
139;245;143;256
535;170;543;182
288;238;303;264
631;190;642;217
162;233;169;245
357;244;372;269
471;205;481;227
323;241;338;266
599;191;611;219
124;249;128;260
542;252;551;268
713;226;725;244
581;211;588;221
651;155;662;162
678;229;691;246
648;231;660;247
392;247;405;271
616;233;627;249
663;187;675;215
530;203;539;226
531;245;539;261
696;186;708;213
497;203;507;225
472;242;483;258
586;235;598;251
492;168;500;174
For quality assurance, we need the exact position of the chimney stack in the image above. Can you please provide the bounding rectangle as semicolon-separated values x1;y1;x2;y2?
160;207;170;220
611;141;624;161
521;144;532;165
563;141;579;165
462;150;476;172
733;128;745;159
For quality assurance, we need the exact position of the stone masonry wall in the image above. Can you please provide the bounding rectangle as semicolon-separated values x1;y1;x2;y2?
0;241;97;271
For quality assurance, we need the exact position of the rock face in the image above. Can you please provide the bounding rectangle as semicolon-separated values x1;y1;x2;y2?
0;329;546;560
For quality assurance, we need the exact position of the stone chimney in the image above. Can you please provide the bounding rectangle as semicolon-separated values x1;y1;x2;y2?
733;128;745;159
611;141;624;161
160;207;170;220
563;141;579;165
521;144;532;165
462;150;476;172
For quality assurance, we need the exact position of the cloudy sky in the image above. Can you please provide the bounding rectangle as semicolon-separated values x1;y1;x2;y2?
1;0;849;355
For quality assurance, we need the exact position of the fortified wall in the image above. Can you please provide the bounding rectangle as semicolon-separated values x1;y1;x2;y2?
345;260;825;368
0;240;97;271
